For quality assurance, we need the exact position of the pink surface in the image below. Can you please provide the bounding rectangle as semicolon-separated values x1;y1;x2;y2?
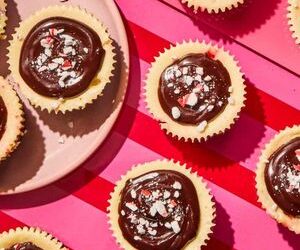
0;0;299;250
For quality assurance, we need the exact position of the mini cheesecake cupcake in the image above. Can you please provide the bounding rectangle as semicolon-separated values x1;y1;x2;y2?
8;5;115;113
0;0;7;39
0;227;67;249
288;0;300;44
181;0;244;13
108;160;215;250
0;77;24;162
145;41;245;142
256;126;300;233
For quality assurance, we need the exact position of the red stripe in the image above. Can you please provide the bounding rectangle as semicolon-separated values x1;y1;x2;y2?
126;21;300;131
115;105;259;207
0;211;25;231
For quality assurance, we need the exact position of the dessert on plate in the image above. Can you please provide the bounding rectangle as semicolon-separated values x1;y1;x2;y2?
8;5;115;113
0;227;68;249
145;40;245;142
0;77;24;162
108;160;215;249
0;0;7;39
256;125;300;233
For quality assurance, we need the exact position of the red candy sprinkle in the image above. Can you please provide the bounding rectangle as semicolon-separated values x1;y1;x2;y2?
62;60;72;70
170;199;177;206
207;47;218;59
141;189;151;197
177;94;189;107
293;164;300;171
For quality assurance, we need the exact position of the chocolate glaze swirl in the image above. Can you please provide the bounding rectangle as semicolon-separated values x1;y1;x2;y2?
159;53;231;124
265;137;300;216
118;170;200;250
6;242;43;250
20;17;104;98
0;96;7;140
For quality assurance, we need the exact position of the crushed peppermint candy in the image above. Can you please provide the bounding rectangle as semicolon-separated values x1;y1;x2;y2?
171;107;181;120
173;181;182;190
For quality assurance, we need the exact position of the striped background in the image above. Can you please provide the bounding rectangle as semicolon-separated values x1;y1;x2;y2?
0;0;300;249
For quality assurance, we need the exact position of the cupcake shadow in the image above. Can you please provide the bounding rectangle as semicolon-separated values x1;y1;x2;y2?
166;78;266;169
203;200;235;249
278;225;300;250
179;0;281;40
37;39;128;137
0;0;20;77
0;106;46;193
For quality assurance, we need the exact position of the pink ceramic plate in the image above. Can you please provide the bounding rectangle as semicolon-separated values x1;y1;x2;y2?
0;0;129;194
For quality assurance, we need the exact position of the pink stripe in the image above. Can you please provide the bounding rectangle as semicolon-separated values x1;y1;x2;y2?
116;0;300;110
124;56;277;172
98;137;296;249
3;188;118;250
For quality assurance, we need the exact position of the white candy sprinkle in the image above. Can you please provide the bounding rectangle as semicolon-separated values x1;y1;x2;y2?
218;101;223;106
171;107;181;120
52;58;64;64
38;66;47;72
196;67;204;75
228;86;233;93
204;75;212;81
154;200;168;217
174;191;180;198
175;70;182;77
48;63;58;71
203;85;209;92
185;76;194;86
121;210;125;216
134;236;141;241
131;189;137;199
182;67;188;75
125;202;138;211
194;75;202;82
207;105;214;112
186;93;198;107
174;89;180;94
163;191;171;199
228;96;235;105
196;120;208;132
44;48;52;57
171;221;181;233
83;47;89;54
165;222;171;229
148;229;157;236
63;46;73;55
150;204;158;217
199;105;207;112
173;181;182;190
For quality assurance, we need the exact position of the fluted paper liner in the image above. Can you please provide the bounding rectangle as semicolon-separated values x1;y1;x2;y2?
108;159;216;250
288;0;300;45
145;40;246;142
8;5;115;113
0;77;24;162
0;0;7;39
0;227;68;249
181;0;244;13
256;125;300;234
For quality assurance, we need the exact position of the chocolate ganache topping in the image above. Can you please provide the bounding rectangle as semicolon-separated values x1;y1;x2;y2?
159;53;232;126
0;96;7;140
118;170;200;250
20;17;104;98
265;137;300;216
6;242;43;250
